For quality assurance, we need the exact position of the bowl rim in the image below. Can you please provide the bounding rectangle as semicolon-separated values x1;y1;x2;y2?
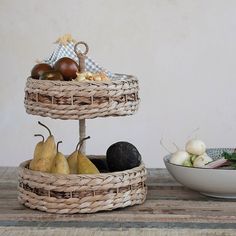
163;148;236;171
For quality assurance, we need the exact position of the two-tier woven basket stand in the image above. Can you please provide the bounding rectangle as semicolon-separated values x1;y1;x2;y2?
18;41;147;214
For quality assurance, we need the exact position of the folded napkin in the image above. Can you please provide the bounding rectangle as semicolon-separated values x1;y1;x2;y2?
44;34;114;78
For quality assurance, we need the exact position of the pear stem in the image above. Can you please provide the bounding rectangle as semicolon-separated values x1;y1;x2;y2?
76;136;90;151
34;134;44;142
38;121;52;136
57;141;62;152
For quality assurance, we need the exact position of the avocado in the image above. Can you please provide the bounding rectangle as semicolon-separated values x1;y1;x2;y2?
106;142;141;172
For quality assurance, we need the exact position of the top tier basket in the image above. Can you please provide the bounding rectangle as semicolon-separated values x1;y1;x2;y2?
24;74;139;120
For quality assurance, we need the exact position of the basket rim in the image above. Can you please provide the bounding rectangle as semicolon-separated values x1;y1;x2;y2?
19;159;146;178
26;73;137;85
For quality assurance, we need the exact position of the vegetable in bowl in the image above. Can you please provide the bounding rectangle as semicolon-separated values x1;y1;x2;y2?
167;139;213;168
185;139;206;156
162;138;236;169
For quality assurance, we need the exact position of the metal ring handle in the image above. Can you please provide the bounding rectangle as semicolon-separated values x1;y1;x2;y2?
74;41;89;56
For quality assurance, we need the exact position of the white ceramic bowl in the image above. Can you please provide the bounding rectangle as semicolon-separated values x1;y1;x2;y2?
164;148;236;199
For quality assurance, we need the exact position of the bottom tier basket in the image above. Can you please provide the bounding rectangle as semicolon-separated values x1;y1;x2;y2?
18;158;147;214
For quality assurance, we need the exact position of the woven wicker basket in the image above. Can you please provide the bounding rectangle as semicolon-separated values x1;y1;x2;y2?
18;157;147;214
24;74;139;120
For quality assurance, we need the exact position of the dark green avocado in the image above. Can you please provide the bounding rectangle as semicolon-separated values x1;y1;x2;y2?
106;142;141;172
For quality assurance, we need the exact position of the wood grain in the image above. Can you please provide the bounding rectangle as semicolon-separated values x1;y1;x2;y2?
1;167;236;235
2;227;236;236
0;227;235;236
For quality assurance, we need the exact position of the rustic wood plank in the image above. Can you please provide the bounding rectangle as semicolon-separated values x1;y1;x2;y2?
1;166;236;231
0;167;17;181
1;227;236;236
1;202;236;224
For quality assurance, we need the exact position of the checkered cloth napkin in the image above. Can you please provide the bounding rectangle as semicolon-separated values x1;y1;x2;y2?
44;42;114;78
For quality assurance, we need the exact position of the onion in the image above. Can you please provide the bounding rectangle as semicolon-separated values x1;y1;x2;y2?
169;151;190;165
193;153;213;167
185;139;206;155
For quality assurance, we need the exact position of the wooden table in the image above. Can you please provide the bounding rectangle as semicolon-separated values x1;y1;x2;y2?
1;167;236;236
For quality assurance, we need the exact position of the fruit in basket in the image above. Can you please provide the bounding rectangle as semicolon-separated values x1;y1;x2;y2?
51;141;70;174
39;71;64;81
31;63;53;79
54;57;78;81
32;121;57;172
29;134;44;170
75;72;111;82
67;136;91;174
77;152;100;174
67;149;78;174
76;137;100;174
106;142;141;171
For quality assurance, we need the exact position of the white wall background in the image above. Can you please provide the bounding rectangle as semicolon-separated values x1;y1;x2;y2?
1;0;236;167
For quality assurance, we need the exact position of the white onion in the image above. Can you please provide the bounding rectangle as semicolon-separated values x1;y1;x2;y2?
169;151;190;165
185;139;206;155
193;153;213;167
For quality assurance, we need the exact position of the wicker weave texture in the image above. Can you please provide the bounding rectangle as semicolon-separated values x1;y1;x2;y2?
24;74;139;120
18;159;147;214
